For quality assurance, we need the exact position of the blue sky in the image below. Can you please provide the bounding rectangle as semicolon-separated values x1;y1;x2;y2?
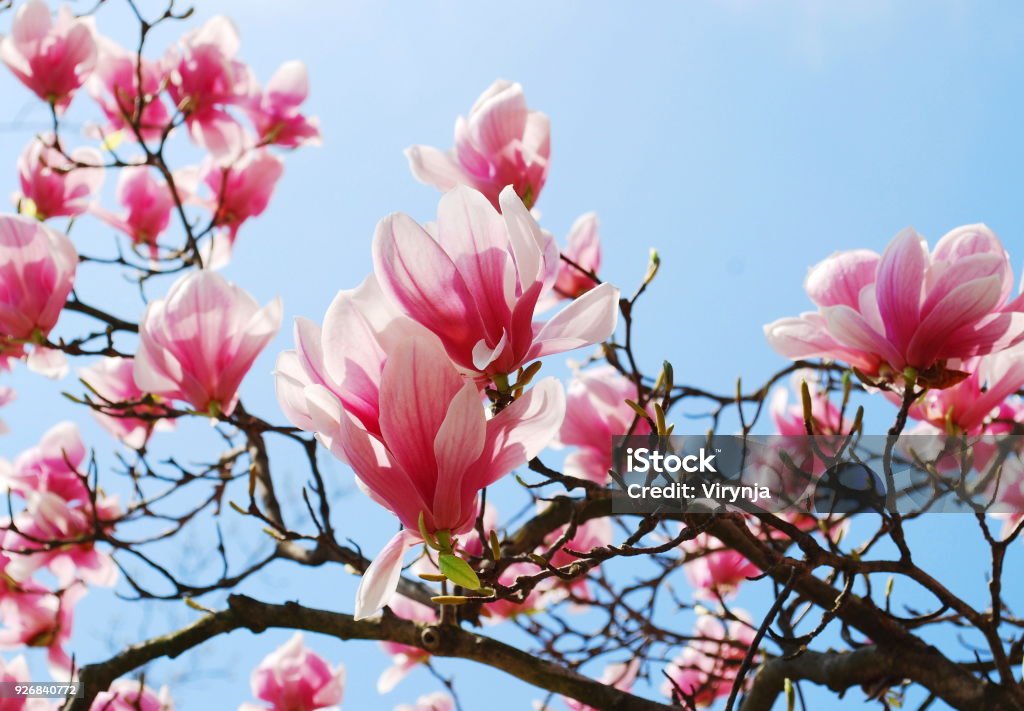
1;1;1024;709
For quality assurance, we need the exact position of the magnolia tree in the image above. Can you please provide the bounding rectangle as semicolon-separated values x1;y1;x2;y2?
0;2;1023;711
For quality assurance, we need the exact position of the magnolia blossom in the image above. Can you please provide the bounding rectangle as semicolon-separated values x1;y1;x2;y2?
89;680;173;711
87;37;172;142
239;633;344;711
0;581;84;676
682;533;760;599
661;614;756;707
393;692;455;711
15;135;104;220
373;186;618;381
551;213;602;300
0;422;89;502
0;216;76;377
0;655;54;711
563;660;639;711
558;365;649;483
547;517;612;603
276;288;564;617
247;61;321;148
205;149;284;241
406;79;550;209
342;336;561;619
0;0;97;111
1;491;120;587
166;16;254;157
93;167;177;257
378;596;436;693
135;270;282;416
765;225;1024;389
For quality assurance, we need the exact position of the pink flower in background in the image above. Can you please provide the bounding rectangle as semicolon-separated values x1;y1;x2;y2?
378;596;436;693
87;37;172;142
682;533;760;599
558;366;649;484
15;135;104;220
393;692;454;711
204;149;284;241
481;561;552;622
407;79;550;209
247;61;321;148
166;16;255;157
765;225;1024;389
0;581;84;676
563;660;639;711
1;491;120;587
240;633;344;711
0;216;76;377
661;614;755;707
373;186;619;380
0;654;55;711
0;0;97;111
769;371;847;437
552;213;602;300
295;330;563;619
0;387;14;435
80;356;172;448
89;680;173;711
134;270;282;416
547;516;612;602
905;346;1024;435
92;166;177;257
0;422;88;502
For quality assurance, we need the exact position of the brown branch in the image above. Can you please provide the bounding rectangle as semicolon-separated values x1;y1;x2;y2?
65;594;674;711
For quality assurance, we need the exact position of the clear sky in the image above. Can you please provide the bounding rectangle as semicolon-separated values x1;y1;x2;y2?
1;1;1024;709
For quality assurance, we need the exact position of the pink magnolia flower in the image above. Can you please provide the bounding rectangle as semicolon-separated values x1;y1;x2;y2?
89;680;173;711
558;366;650;484
765;225;1024;389
80;356;172;448
661;614;756;707
563;660;639;711
289;330;563;619
0;581;84;677
682;533;761;599
551;213;602;301
0;215;76;377
377;596;436;693
373;186;619;381
92;167;177;257
0;387;14;435
481;561;553;623
407;79;550;209
352;336;562;617
0;422;88;502
204;149;284;241
393;692;454;711
87;37;172;142
240;633;344;711
0;0;97;111
134;270;282;416
1;490;120;587
15;135;103;221
166;16;255;157
0;655;55;711
246;61;321;148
